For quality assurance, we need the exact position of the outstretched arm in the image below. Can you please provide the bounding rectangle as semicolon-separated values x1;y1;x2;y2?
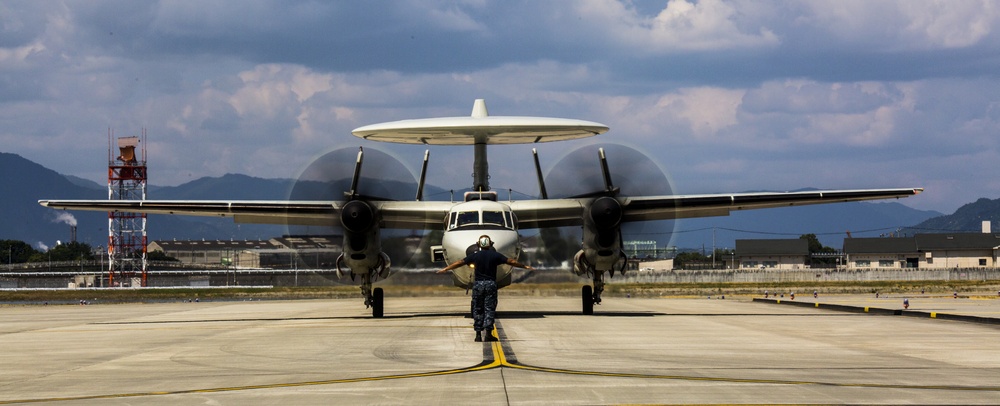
437;259;466;274
506;258;534;270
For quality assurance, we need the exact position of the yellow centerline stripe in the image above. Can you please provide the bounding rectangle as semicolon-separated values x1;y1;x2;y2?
492;342;507;365
4;326;998;404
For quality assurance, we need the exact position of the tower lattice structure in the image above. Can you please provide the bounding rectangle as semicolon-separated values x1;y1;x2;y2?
108;131;148;287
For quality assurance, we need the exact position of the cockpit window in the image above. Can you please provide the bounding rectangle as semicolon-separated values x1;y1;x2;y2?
457;211;479;227
451;208;516;230
482;211;505;226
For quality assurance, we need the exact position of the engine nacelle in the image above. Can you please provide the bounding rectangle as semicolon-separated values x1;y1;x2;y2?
575;197;627;275
337;201;393;279
341;200;376;234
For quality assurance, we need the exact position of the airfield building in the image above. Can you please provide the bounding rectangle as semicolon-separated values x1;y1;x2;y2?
844;233;1000;269
148;236;343;269
735;239;810;269
732;232;1000;270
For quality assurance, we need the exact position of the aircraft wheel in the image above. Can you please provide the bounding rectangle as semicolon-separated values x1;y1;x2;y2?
372;287;384;318
582;285;594;315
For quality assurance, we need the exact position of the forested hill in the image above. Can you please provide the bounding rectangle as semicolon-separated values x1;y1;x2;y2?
905;197;1000;233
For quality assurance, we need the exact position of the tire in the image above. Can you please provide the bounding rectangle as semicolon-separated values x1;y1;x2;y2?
372;287;384;318
582;285;594;315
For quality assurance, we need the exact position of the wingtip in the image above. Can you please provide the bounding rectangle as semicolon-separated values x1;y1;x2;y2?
914;188;924;194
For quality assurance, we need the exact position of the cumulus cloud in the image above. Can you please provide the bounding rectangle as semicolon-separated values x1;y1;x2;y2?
793;1;1000;51
898;1;999;49
742;81;901;115
3;1;1000;215
576;0;779;51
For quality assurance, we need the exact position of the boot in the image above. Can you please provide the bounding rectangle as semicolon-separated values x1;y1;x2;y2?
474;331;482;342
484;330;498;342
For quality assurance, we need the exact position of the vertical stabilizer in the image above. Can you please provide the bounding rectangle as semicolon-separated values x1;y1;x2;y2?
471;99;489;118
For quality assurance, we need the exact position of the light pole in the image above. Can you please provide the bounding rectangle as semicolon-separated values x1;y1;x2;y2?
98;245;104;287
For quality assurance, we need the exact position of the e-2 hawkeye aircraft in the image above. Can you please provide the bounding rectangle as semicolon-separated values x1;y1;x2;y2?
40;99;922;317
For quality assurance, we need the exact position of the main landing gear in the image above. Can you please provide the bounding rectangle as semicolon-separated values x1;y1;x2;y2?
351;253;390;318
361;273;384;318
582;273;605;315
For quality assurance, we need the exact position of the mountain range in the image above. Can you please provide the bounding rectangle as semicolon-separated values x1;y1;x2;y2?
6;151;995;251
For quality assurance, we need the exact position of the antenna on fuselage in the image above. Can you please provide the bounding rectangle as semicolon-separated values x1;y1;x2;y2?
471;99;488;118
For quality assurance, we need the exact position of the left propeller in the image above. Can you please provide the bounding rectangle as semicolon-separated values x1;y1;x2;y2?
288;147;417;203
285;146;422;317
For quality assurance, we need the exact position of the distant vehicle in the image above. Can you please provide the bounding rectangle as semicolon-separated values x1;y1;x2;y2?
40;100;922;317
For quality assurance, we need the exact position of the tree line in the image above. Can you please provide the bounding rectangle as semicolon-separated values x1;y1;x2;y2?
1;239;95;264
0;240;177;265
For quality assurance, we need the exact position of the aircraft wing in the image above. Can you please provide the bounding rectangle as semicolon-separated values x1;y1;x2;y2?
37;199;456;230
510;188;923;229
40;188;921;231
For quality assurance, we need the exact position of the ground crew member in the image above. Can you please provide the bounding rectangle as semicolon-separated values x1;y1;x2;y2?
437;235;534;342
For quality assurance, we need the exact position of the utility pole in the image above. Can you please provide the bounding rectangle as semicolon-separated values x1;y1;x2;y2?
711;227;716;269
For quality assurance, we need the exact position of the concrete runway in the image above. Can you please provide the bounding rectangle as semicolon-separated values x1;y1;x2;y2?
1;294;999;405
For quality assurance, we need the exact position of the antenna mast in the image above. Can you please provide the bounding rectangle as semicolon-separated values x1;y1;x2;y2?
107;128;148;287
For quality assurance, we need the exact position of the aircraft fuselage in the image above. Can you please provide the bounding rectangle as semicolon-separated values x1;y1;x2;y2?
439;195;521;289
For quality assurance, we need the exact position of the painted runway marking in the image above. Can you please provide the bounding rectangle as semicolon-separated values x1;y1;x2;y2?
4;320;999;404
489;321;1000;392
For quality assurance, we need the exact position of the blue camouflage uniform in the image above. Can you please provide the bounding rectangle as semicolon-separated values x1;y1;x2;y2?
462;248;508;333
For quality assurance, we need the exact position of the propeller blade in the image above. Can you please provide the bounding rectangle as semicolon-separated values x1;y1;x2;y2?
416;150;429;201
544;143;680;248
347;147;364;200
598;148;618;196
533;148;548;199
287;145;425;280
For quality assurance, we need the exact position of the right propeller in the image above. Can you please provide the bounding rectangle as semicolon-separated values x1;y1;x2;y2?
541;143;678;314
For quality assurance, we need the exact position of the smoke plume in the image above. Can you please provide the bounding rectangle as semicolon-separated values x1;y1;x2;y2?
53;212;78;227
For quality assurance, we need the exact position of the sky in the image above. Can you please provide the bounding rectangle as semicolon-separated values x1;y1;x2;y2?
3;0;1000;215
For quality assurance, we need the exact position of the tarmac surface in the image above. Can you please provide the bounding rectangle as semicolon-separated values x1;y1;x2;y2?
1;293;999;405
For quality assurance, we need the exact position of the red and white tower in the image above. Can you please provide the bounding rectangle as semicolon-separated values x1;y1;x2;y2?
108;130;148;287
